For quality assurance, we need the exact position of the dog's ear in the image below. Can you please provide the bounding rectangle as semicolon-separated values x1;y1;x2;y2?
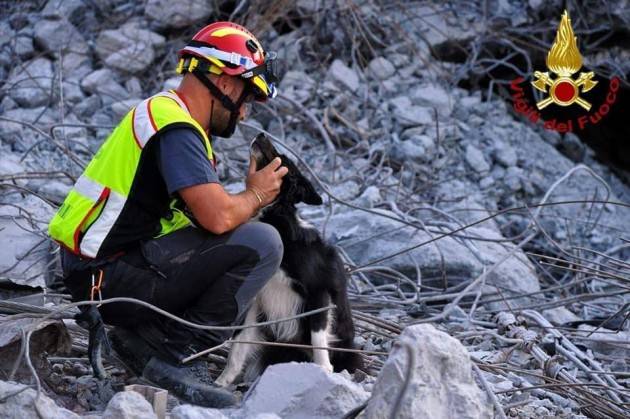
297;174;323;205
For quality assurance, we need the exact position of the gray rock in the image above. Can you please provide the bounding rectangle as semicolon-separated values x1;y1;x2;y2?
103;391;157;419
465;144;490;172
42;0;86;18
73;95;102;120
171;405;229;419
10;33;35;58
368;56;395;80
125;77;143;96
281;70;316;104
62;77;87;104
6;57;54;107
242;362;369;418
390;96;433;127
0;380;79;419
493;142;518;167
328;59;360;92
163;76;182;91
0;106;56;151
364;324;492;419
33;17;89;72
542;307;581;325
145;0;213;28
504;166;523;192
411;83;453;116
81;69;130;104
96;23;165;74
110;99;141;121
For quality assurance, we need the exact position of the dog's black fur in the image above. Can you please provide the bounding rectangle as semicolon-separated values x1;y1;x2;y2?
216;134;363;385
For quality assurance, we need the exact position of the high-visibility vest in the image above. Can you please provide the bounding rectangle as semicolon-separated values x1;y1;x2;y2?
48;90;214;258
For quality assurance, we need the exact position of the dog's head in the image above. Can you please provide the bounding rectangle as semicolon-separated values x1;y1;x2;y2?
250;133;323;206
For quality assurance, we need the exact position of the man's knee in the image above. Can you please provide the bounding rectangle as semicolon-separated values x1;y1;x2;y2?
228;222;283;268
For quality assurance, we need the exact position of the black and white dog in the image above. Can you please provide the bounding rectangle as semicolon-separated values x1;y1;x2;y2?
216;134;363;386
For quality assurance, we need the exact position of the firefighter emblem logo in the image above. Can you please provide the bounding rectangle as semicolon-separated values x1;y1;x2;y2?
531;10;597;111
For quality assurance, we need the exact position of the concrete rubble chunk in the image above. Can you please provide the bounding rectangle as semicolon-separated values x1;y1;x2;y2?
0;380;79;419
389;96;433;127
6;57;54;108
411;83;453;116
96;23;165;73
33;17;89;54
171;405;229;419
465;144;491;172
328;59;360;92
241;362;369;418
103;391;157;419
81;69;130;104
364;324;492;419
368;56;395;80
542;307;581;326
145;0;213;28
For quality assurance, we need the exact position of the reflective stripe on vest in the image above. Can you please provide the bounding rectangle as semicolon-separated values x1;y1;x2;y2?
48;90;213;258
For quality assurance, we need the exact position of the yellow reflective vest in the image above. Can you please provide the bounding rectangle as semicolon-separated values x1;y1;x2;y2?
48;90;214;258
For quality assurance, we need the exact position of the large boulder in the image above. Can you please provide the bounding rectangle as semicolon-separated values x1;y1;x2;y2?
5;57;54;108
241;362;369;418
0;380;79;419
364;324;492;419
145;0;213;28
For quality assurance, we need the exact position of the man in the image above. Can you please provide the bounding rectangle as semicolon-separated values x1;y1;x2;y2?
48;22;288;407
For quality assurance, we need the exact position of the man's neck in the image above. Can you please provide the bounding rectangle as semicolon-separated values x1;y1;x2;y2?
176;77;212;131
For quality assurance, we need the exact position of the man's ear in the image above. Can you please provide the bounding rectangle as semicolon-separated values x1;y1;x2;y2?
298;175;323;205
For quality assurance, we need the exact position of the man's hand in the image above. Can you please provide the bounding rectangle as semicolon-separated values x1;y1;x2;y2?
246;156;288;206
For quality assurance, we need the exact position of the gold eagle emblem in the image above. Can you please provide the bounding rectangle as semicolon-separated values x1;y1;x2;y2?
531;10;597;110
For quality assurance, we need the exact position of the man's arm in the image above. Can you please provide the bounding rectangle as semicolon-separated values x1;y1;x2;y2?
179;156;287;235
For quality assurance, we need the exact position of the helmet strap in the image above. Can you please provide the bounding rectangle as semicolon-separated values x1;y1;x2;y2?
193;70;249;138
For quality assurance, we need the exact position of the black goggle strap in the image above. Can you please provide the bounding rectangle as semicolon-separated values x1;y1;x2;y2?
240;52;279;83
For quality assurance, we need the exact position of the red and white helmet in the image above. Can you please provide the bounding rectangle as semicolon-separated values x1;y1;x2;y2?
177;22;278;101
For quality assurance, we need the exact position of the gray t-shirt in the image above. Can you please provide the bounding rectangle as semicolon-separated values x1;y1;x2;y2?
157;127;219;194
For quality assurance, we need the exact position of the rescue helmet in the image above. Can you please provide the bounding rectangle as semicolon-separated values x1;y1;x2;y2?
176;22;278;101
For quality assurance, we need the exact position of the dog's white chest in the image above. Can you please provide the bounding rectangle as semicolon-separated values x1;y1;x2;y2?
256;269;303;341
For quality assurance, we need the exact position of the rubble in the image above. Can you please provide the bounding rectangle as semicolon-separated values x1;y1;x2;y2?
103;391;157;419
0;1;629;418
241;363;369;418
0;380;79;419
364;324;492;418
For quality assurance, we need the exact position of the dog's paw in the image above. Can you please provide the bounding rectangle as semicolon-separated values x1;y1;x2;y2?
319;362;334;374
215;375;231;387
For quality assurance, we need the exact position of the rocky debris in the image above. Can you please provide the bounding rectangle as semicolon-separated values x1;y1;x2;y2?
1;2;629;418
95;23;165;74
318;210;540;306
5;57;54;108
81;69;131;105
328;59;360;92
33;17;90;74
541;307;581;326
465;144;491;173
241;363;369;418
364;324;492;419
171;405;230;419
0;380;79;419
145;0;213;28
367;56;396;80
103;391;158;419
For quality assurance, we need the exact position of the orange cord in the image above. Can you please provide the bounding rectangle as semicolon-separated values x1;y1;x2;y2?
90;269;104;301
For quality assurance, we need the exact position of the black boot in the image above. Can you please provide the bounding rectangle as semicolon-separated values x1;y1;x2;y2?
142;356;237;408
109;327;156;375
